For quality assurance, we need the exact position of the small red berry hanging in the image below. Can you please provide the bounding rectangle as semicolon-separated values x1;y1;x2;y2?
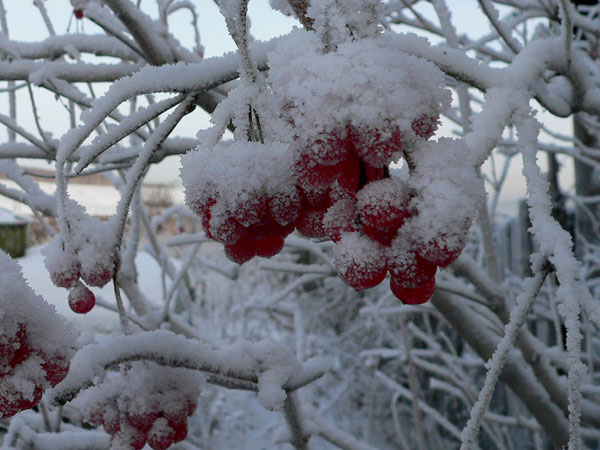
68;281;96;314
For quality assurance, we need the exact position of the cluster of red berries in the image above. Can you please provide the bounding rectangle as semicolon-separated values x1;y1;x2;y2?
0;323;70;418
192;189;298;264
85;383;198;449
44;236;116;314
287;117;463;304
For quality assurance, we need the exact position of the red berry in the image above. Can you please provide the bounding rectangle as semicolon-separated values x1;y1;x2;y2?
251;216;283;240
411;115;438;139
224;237;257;264
388;253;437;289
147;418;175;450
299;186;332;210
390;277;436;305
127;410;160;432
0;385;43;418
74;9;84;19
50;262;81;289
334;233;387;291
209;216;244;245
361;224;399;247
296;209;328;238
336;154;361;196
103;409;121;434
256;235;285;258
418;235;465;267
41;354;70;387
10;324;32;368
235;195;268;227
294;153;342;189
81;264;113;288
68;282;96;314
170;420;188;443
350;126;402;167
269;189;301;226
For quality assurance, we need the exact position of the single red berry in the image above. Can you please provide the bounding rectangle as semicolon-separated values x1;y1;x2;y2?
390;277;436;305
235;195;268;227
349;126;402;167
296;209;328;238
293;153;342;189
334;233;388;291
0;385;43;418
68;282;96;314
170;420;188;443
50;262;81;289
74;9;84;19
147;418;175;450
209;215;244;245
256;235;285;258
337;259;387;291
269;189;301;226
388;253;437;289
81;265;113;288
224;236;257;264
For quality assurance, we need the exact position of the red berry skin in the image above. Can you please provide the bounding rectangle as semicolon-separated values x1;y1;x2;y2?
361;224;399;247
68;283;96;314
336;154;361;197
103;410;121;435
210;216;244;245
411;115;438;139
256;235;285;258
294;154;342;190
74;9;84;19
350;126;403;167
388;254;437;289
127;411;160;432
41;354;70;387
269;190;301;226
50;265;80;289
170;420;188;443
10;324;32;368
235;196;268;227
339;261;387;291
390;277;436;305
296;209;328;239
147;419;175;450
224;237;257;264
0;385;43;419
81;266;113;288
418;237;465;268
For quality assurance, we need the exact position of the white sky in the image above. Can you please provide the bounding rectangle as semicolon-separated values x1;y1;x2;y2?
0;0;576;214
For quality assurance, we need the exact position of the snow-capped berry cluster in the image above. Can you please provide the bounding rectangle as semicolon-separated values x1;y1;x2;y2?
181;11;482;305
0;250;76;418
182;142;301;264
79;363;203;450
43;200;116;313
